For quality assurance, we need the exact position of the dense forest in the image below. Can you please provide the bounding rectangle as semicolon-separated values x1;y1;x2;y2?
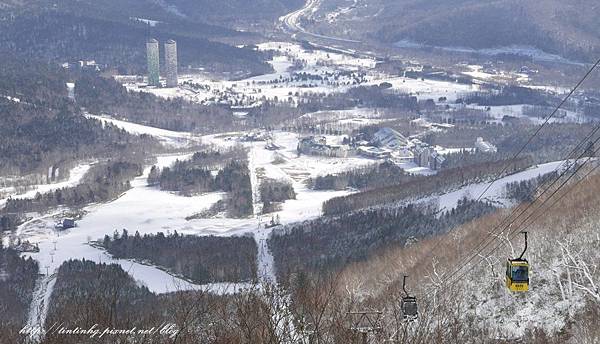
0;11;272;76
296;85;418;114
463;85;557;107
259;178;296;214
44;259;164;344
217;161;254;218
0;246;39;339
424;122;595;164
322;156;533;215
151;148;246;195
4;0;305;29
0;55;161;176
371;0;600;62
308;161;414;191
149;152;253;217
0;101;158;176
75;72;236;133
30;259;297;344
102;231;257;284
505;170;560;203
269;198;496;282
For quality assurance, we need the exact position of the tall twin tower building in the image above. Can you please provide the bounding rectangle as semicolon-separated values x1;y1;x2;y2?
146;38;178;87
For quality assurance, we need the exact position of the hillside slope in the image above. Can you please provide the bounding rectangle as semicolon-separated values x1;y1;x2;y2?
157;0;305;22
0;0;304;24
314;0;600;62
333;168;600;341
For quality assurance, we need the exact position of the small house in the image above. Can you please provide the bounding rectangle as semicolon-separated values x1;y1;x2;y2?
62;218;76;229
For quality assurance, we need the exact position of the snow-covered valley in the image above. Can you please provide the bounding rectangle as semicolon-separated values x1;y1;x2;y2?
2;19;598;340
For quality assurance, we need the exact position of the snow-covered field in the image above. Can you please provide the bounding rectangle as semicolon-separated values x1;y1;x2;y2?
12;119;565;299
117;40;483;108
8;35;591;339
15;130;371;298
366;74;478;102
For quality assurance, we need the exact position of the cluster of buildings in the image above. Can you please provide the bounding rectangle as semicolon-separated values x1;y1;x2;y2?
61;60;102;71
297;127;498;172
146;38;178;87
297;136;349;158
412;144;445;170
296;132;448;171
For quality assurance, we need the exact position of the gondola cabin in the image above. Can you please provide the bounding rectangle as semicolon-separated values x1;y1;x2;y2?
401;275;418;319
506;259;529;292
401;296;418;318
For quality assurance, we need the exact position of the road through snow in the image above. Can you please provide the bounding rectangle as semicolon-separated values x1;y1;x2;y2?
280;0;361;43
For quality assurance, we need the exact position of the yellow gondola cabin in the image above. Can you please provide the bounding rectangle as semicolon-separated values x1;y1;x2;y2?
506;259;529;292
506;231;530;292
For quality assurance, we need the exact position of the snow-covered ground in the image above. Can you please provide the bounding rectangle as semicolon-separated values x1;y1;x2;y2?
0;162;94;208
417;160;566;212
116;40;483;108
460;103;586;125
10;117;573;339
26;274;56;341
463;64;529;84
366;74;478;102
87;114;201;148
118;40;374;107
17;154;221;291
16;130;368;296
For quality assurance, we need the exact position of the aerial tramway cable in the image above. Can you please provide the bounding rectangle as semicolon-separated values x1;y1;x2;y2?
413;57;600;274
408;56;600;303
436;138;600;292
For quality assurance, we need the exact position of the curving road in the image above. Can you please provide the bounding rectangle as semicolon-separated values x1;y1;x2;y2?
280;0;361;44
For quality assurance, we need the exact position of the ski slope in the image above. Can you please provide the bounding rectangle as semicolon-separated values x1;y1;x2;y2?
87;114;201;148
0;162;94;209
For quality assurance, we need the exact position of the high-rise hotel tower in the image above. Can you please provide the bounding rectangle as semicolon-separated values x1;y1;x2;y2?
146;38;160;87
165;39;178;88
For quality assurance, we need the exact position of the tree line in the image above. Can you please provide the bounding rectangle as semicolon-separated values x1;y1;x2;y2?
308;161;414;191
0;246;39;338
269;198;496;283
102;230;257;284
462;85;557;107
322;156;533;216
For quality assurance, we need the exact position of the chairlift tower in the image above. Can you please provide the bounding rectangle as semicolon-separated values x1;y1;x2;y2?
346;310;383;344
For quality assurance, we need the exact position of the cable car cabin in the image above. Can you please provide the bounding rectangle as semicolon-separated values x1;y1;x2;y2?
506;259;529;292
401;275;418;319
401;296;418;318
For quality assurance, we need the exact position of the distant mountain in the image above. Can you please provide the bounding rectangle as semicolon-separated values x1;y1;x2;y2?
314;0;600;62
0;0;304;24
155;0;305;22
379;0;600;62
